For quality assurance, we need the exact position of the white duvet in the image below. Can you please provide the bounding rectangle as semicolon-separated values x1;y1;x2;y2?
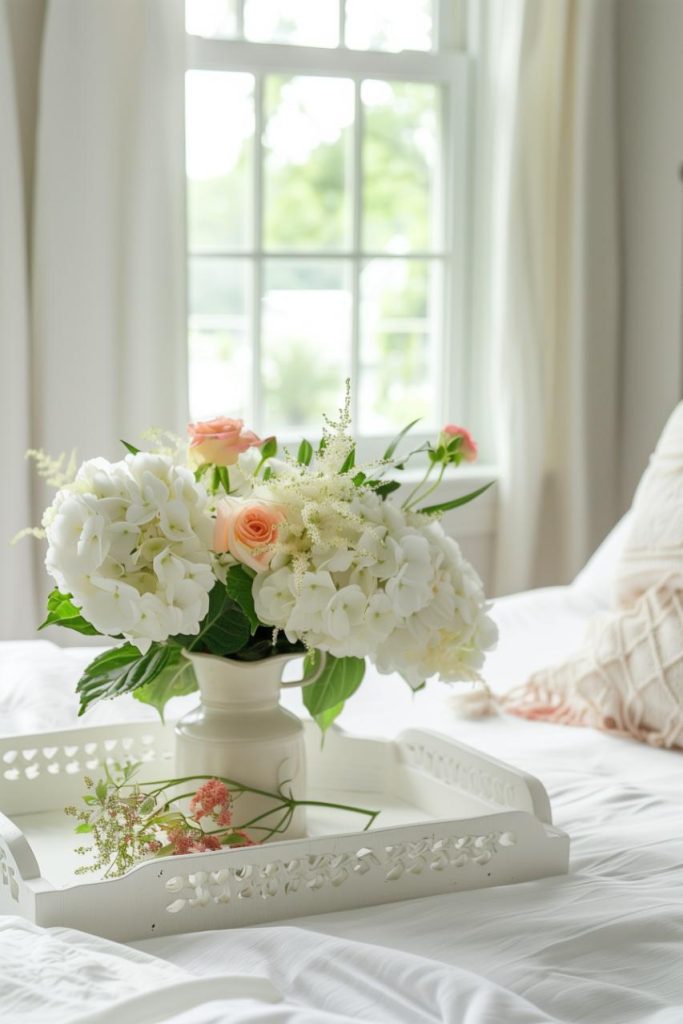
2;536;683;1023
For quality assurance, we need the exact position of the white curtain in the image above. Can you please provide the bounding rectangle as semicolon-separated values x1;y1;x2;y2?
0;4;35;639
471;0;621;594
0;0;187;639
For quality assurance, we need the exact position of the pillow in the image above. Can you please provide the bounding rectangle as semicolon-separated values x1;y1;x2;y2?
571;511;632;607
504;401;683;748
616;402;683;606
504;585;683;748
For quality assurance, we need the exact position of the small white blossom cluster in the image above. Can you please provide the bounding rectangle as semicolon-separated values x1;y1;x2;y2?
43;454;215;652
253;481;497;688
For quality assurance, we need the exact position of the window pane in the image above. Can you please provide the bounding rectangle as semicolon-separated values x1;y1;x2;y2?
346;0;432;52
263;76;353;251
188;258;250;421
245;0;339;47
186;72;253;250
362;80;439;253
261;260;351;431
185;0;237;38
358;259;439;434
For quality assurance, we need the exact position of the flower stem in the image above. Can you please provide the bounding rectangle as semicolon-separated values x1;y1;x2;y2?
402;460;435;510
405;462;446;511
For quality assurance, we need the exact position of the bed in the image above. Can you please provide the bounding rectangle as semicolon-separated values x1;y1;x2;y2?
3;521;683;1023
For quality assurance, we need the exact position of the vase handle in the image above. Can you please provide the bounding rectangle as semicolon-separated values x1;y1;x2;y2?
280;651;327;689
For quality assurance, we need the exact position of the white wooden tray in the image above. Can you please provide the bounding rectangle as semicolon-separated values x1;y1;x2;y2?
0;721;569;942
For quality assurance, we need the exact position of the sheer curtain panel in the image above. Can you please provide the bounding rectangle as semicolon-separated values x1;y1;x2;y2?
0;0;187;639
0;3;35;638
471;0;621;594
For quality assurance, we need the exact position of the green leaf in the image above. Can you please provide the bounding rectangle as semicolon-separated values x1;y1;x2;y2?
297;439;314;466
221;832;254;847
418;481;495;516
260;436;278;460
215;465;230;493
194;462;213;482
39;589;102;636
303;654;365;732
255;436;278;476
340;447;355;474
352;472;367;487
262;466;273;481
370;480;401;500
313;700;346;734
382;418;421;462
133;655;197;721
225;565;260;634
189;582;251;656
75;823;93;834
121;440;140;455
76;643;177;716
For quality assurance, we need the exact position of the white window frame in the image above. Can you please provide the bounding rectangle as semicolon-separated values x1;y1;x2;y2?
185;7;472;460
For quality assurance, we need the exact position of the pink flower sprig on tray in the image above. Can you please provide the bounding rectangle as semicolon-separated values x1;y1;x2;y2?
190;778;233;826
66;761;379;879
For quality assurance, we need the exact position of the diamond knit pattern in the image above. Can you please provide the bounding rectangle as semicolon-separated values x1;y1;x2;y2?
505;402;683;748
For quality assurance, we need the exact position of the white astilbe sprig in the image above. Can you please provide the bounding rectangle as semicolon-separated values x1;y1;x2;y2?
11;526;46;543
317;379;356;476
12;449;79;543
26;448;78;489
141;427;187;461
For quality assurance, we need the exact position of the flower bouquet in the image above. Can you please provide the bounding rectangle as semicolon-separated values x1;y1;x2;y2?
30;387;496;840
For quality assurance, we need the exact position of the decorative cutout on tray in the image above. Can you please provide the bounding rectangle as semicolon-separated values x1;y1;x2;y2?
0;733;164;783
0;844;19;902
164;830;517;913
401;740;519;808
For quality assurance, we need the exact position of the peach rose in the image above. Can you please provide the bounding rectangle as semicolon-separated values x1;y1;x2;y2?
213;497;283;573
187;417;261;467
440;424;478;462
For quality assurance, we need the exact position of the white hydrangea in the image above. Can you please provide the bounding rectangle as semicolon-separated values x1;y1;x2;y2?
43;454;215;652
251;469;497;687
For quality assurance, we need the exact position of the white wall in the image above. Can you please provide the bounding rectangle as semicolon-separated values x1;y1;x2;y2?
617;0;683;508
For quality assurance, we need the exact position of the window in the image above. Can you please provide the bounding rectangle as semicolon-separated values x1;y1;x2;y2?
185;1;469;454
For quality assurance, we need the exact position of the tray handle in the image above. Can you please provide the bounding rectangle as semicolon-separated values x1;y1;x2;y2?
397;728;553;824
0;809;41;882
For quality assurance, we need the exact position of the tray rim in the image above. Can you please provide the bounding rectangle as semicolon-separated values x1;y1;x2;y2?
0;718;553;822
0;720;561;889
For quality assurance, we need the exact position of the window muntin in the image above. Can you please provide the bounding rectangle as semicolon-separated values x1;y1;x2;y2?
185;2;466;449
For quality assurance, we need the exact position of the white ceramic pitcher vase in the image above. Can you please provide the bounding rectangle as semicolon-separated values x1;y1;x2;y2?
174;651;325;841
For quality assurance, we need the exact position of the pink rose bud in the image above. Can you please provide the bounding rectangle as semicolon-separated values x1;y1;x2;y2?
213;497;283;573
440;424;478;462
187;417;262;467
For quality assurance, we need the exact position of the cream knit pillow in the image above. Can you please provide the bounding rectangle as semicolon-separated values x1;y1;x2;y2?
616;402;683;605
505;586;683;748
504;402;683;748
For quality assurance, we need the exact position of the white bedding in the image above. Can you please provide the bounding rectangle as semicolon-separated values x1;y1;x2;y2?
2;568;683;1023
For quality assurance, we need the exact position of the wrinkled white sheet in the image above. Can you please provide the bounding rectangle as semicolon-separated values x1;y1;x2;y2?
2;571;683;1023
0;916;284;1023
